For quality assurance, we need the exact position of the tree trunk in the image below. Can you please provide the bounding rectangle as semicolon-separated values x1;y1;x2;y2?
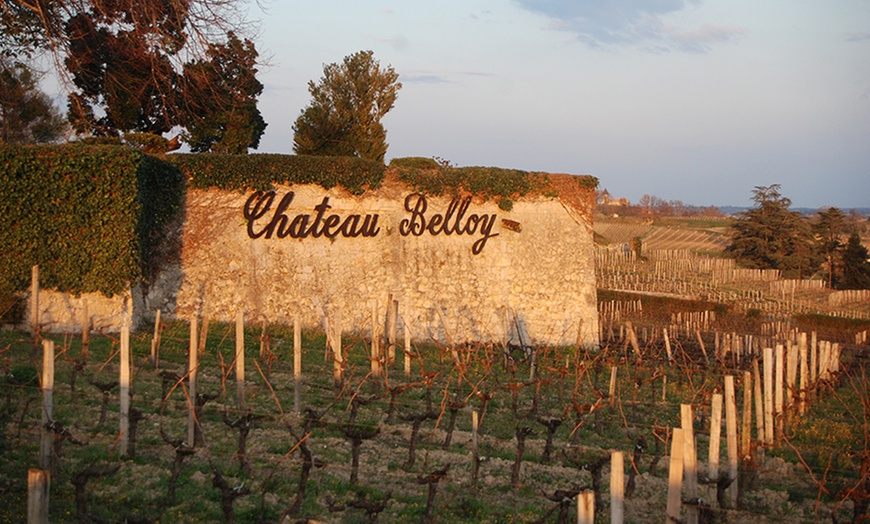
350;436;362;484
441;407;459;450
511;426;533;486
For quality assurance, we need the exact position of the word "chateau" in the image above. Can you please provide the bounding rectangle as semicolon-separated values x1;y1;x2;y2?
243;191;500;254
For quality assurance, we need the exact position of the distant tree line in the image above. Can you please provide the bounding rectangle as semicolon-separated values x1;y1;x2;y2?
596;190;723;218
726;184;870;289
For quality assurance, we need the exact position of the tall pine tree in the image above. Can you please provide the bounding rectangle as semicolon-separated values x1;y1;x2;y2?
840;232;870;290
293;50;401;163
725;185;819;278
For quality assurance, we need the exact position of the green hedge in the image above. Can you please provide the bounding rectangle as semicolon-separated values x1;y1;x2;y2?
389;156;441;170
391;162;598;201
0;144;182;300
167;154;386;195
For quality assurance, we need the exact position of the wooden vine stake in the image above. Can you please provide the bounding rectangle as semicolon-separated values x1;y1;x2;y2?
763;347;774;445
294;314;302;414
434;301;459;363
403;305;412;378
330;311;343;387
625;321;640;361
774;344;784;440
120;324;131;456
188;317;198;447
387;295;398;364
819;341;830;381
40;339;54;471
753;359;764;445
661;375;667;403
197;316;210;357
708;393;723;482
27;468;50;524
577;490;594;524
663;327;673;362
741;371;752;458
610;451;624;524
809;332;818;399
150;309;161;368
680;404;698;524
798;332;808;414
786;340;798;430
609;366;618;406
725;375;739;508
371;301;381;379
471;410;480;487
695;330;709;364
235;309;245;412
666;428;685;524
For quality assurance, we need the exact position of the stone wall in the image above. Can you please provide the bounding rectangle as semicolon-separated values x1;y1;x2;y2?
26;286;142;335
28;171;599;347
147;172;599;347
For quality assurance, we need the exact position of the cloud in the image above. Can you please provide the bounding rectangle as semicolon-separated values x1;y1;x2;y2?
401;73;453;84
513;0;744;52
375;35;410;52
400;70;493;84
661;22;746;53
845;32;870;43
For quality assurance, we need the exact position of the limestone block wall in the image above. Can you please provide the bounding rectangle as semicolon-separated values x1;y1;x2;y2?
25;286;141;334
149;175;599;347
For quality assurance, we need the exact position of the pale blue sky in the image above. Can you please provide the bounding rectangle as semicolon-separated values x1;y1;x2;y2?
250;0;870;208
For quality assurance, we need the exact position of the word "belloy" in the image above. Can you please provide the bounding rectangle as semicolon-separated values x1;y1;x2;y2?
399;193;498;255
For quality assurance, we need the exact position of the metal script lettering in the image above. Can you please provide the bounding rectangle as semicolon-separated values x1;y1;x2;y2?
243;191;499;254
243;191;380;239
398;193;499;255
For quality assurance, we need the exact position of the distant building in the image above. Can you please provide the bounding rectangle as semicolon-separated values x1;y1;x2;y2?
611;197;630;207
597;189;629;207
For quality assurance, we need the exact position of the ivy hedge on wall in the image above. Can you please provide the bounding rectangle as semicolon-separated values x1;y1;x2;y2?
0;144;183;303
166;154;386;194
389;157;598;210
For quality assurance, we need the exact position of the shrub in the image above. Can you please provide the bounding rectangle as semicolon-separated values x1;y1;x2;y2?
391;161;598;203
389;157;440;169
167;154;385;195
